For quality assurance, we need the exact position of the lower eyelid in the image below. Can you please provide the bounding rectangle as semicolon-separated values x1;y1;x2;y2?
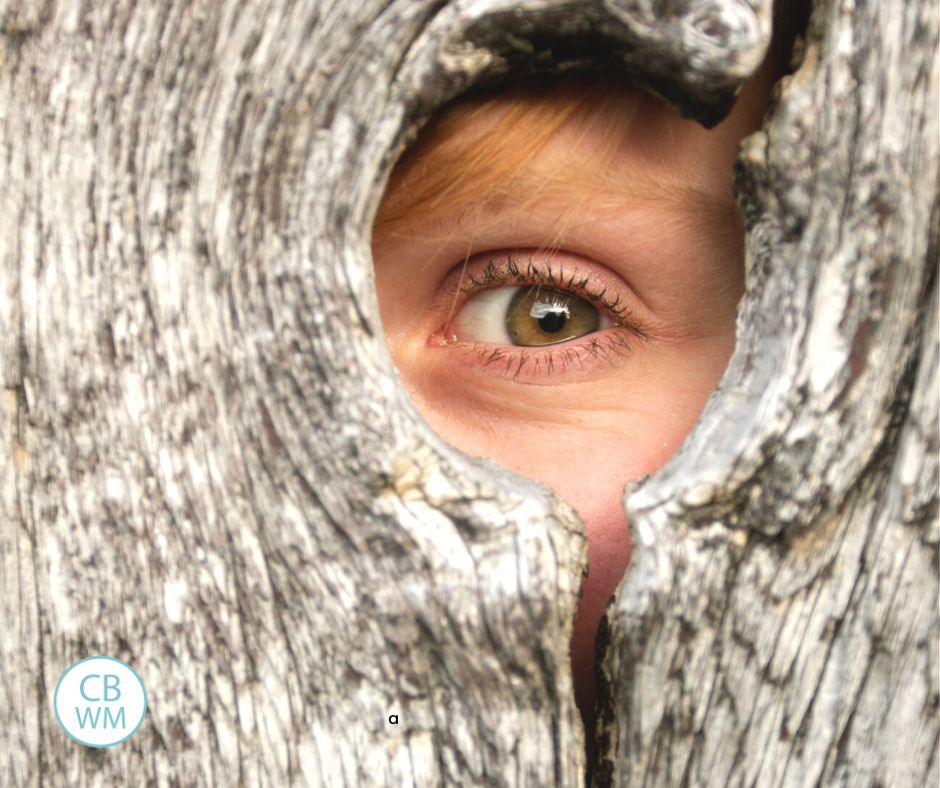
437;326;638;384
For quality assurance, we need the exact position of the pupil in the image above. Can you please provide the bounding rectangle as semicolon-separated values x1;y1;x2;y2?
538;311;567;333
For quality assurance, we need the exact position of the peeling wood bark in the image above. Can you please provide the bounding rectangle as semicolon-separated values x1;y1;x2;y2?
0;0;935;787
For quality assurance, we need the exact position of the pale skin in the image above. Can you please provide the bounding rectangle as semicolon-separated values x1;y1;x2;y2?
372;72;773;730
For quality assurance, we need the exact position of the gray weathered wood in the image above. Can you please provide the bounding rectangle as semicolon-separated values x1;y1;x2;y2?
597;0;940;785
0;0;935;786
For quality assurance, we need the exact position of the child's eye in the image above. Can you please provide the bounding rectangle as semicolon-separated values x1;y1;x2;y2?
451;286;614;346
423;251;648;381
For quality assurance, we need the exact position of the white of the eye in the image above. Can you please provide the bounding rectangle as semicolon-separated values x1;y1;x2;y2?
451;287;517;344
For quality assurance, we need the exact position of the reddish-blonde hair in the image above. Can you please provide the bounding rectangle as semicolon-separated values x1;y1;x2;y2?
374;75;648;241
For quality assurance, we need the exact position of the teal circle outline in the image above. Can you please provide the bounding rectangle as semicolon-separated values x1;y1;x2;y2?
53;655;148;748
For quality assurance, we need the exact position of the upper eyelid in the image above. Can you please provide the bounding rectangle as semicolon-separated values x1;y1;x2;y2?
452;254;622;309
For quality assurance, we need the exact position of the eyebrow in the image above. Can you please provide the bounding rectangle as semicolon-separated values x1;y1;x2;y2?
393;172;738;244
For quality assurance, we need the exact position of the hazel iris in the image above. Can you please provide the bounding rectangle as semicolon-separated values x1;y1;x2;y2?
506;287;600;346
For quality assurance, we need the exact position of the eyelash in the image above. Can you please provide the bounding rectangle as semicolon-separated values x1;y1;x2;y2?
439;253;648;380
472;332;637;379
454;255;630;318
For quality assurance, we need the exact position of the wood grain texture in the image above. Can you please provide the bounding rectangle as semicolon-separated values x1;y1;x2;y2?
1;0;935;786
597;0;940;785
